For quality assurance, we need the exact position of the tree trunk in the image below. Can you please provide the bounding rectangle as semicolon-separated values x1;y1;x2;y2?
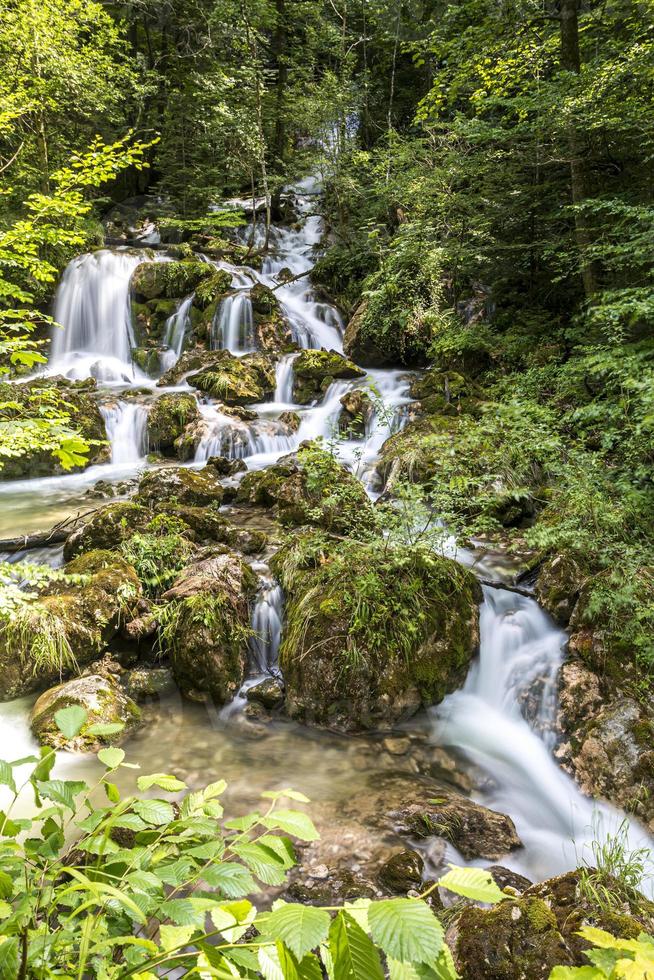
559;0;598;299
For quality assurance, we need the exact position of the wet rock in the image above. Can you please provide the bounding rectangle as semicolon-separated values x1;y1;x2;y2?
339;388;373;437
0;377;108;480
136;466;225;509
291;349;365;404
250;283;292;350
161;553;257;703
0;551;141;700
236;445;377;538
122;612;158;643
64;501;150;560
389;793;521;861
187;349;276;405
146;392;200;456
535;554;584;626
245;676;284;709
278;410;301;432
124;666;175;702
131;260;212;302
206;455;247;476
272;531;480;731
487;866;533;894
30;672;142;752
382;737;411;756
377;849;424;894
377;414;459;486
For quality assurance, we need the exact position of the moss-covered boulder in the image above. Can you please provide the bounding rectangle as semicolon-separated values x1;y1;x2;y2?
409;369;481;416
271;531;481;731
161;553;257;702
343;299;432;368
0;551;141;701
146;392;200;455
0;377;108;480
377;415;457;486
535;553;584;627
236;445;377;538
450;869;654;978
136;466;225;509
389;793;521;860
124;666;175;702
131;297;178;346
131;260;212;302
249;283;292;350
64;501;150;560
30;673;142;752
291;349;365;404
189;269;233;342
188;350;276;405
339;388;373;437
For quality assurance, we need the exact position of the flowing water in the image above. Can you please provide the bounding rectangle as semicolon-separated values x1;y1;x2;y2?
1;177;652;889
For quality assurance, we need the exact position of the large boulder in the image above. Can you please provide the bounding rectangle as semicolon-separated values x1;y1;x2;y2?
64;501;150;560
0;551;141;700
160;553;257;703
271;532;481;731
409;369;481;417
389;793;521;861
449;869;654;979
535;554;584;627
343;299;432;368
131;260;212;302
339;388;373;437
235;445;377;538
250;283;292;350
146;392;200;456
136;466;225;509
188;350;276;405
0;377;107;480
30;672;142;752
291;349;365;405
190;269;233;343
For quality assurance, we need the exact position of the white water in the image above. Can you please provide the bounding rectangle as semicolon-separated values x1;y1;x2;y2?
433;586;654;887
212;292;255;352
161;294;194;371
100;401;148;465
274;353;298;404
49;250;156;383
249;575;284;674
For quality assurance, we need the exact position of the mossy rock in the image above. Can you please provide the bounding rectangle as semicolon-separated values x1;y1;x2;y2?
136;466;225;509
378;414;459;486
409;369;482;416
271;531;481;731
30;673;142;752
124;666;175;702
131;297;178;345
0;378;108;480
64;501;150;560
193;269;232;309
535;553;584;627
343;299;432;368
131;260;212;301
0;551;141;701
236;445;377;538
249;283;293;350
389;793;521;860
131;346;162;375
187;349;276;405
339;388;373;437
147;392;200;455
291;349;365;404
161;553;258;703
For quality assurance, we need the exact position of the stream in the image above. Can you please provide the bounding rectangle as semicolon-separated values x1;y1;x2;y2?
1;176;652;890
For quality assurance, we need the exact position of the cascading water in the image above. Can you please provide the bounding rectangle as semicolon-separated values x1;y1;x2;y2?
212;292;255;352
432;586;653;885
160;294;194;371
249;576;284;674
100;401;148;465
49;250;154;383
274;352;299;404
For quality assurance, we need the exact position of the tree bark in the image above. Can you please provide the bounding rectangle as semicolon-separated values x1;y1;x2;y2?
559;0;598;299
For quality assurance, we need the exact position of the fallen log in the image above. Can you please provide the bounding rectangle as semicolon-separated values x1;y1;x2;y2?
0;510;95;554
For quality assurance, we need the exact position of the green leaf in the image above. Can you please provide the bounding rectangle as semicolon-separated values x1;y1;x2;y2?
277;943;323;980
201;861;258;897
262;903;331;960
86;722;125;737
54;705;87;739
0;762;16;795
132;798;174;825
231;841;288;886
137;773;187;793
37;779;87;811
437;865;506;904
329;911;384;980
210;899;256;941
260;809;319;841
261;789;310;803
159;923;196;952
97;747;125;769
368;899;444;964
0;937;19;980
548;969;604;979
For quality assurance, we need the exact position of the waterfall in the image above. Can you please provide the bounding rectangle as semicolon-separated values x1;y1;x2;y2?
249;576;284;673
274;353;298;404
432;586;653;884
193;407;296;465
100;401;148;465
160;294;194;371
49;250;153;383
212;293;255;353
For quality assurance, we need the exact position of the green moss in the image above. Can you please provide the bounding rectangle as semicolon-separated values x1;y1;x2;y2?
188;350;275;405
131;259;212;301
292;349;365;404
63;502;150;560
136;466;225;509
193;269;232;309
147;392;200;453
